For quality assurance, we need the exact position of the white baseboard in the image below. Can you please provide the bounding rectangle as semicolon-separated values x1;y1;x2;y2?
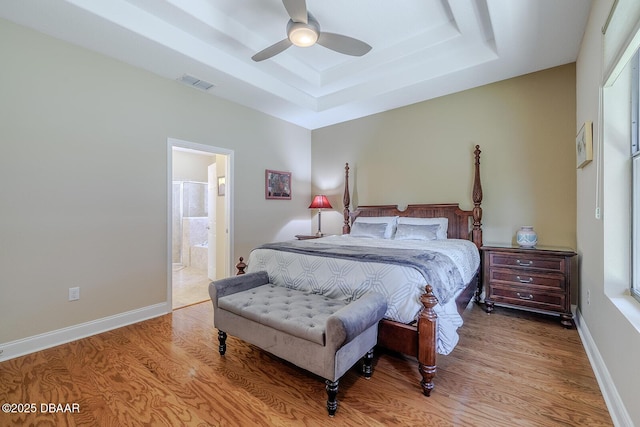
575;307;633;427
0;302;170;362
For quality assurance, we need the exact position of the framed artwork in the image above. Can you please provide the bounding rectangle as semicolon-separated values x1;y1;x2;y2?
217;176;226;196
265;169;291;200
576;121;593;168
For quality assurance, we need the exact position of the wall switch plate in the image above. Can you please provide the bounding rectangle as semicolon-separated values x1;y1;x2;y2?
69;287;80;301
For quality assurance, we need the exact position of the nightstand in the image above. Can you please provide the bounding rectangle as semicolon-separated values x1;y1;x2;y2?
481;245;577;327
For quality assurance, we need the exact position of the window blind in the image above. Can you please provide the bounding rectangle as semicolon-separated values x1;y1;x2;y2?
603;0;640;85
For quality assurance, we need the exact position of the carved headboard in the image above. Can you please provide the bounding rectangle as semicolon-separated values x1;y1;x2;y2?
342;145;483;248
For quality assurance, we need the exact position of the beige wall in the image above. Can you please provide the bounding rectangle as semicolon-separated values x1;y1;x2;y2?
172;150;216;182
576;0;640;425
0;19;311;345
312;64;577;251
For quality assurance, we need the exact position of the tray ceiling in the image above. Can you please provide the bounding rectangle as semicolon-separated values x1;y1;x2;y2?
0;0;592;129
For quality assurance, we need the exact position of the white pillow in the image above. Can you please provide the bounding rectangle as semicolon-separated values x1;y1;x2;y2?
394;223;439;241
350;221;388;239
352;216;398;239
397;217;448;239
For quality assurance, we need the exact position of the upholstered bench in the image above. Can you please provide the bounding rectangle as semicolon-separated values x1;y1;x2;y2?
209;271;387;416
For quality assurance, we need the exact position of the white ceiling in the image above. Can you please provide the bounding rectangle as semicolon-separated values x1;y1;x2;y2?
0;0;592;130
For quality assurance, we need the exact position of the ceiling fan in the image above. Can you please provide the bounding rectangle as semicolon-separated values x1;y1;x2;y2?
252;0;372;62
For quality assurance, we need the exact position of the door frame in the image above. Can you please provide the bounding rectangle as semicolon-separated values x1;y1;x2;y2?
167;138;234;309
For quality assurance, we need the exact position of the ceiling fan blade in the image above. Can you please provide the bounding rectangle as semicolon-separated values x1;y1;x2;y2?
282;0;307;24
317;32;372;57
252;38;293;62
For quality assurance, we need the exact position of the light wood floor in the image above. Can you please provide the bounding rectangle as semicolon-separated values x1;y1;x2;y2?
0;302;612;426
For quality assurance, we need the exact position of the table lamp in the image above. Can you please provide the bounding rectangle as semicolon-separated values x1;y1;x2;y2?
309;195;332;236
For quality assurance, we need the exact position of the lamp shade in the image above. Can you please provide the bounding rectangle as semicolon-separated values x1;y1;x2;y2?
308;195;332;209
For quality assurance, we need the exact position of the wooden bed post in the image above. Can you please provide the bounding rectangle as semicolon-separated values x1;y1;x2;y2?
236;257;247;275
343;163;351;234
472;145;483;249
417;285;438;396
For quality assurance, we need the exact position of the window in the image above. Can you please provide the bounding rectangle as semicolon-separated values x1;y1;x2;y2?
632;50;640;302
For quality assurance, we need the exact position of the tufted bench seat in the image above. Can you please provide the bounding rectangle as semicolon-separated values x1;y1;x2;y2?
209;271;387;416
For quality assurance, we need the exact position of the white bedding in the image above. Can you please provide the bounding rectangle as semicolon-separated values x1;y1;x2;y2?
247;235;480;355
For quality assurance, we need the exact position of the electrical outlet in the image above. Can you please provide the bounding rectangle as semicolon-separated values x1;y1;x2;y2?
69;287;80;301
587;289;590;305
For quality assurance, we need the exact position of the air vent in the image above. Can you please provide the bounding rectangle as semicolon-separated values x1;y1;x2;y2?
177;74;215;91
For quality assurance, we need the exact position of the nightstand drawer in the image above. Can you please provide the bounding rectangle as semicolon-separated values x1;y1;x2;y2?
488;268;565;290
489;253;565;272
490;285;566;311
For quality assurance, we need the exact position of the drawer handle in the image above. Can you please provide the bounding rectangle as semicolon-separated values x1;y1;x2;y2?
516;276;533;283
516;259;533;266
517;292;534;300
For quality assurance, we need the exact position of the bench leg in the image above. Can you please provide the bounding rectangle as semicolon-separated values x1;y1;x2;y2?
362;348;374;379
218;330;227;355
325;379;339;417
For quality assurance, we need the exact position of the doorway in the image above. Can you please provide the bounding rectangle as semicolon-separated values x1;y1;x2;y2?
168;139;232;310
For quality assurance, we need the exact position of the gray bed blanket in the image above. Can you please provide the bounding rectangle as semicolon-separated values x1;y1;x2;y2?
256;240;468;304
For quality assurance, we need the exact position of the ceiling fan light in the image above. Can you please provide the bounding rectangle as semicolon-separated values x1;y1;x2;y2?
289;26;318;47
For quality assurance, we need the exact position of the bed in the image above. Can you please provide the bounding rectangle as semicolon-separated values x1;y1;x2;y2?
237;145;483;396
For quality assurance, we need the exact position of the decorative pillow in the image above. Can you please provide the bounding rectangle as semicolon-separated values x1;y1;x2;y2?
352;216;398;239
394;223;440;241
397;217;448;239
350;221;388;239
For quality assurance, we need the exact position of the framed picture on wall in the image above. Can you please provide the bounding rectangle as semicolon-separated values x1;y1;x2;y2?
576;121;593;168
217;176;226;196
265;169;291;200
